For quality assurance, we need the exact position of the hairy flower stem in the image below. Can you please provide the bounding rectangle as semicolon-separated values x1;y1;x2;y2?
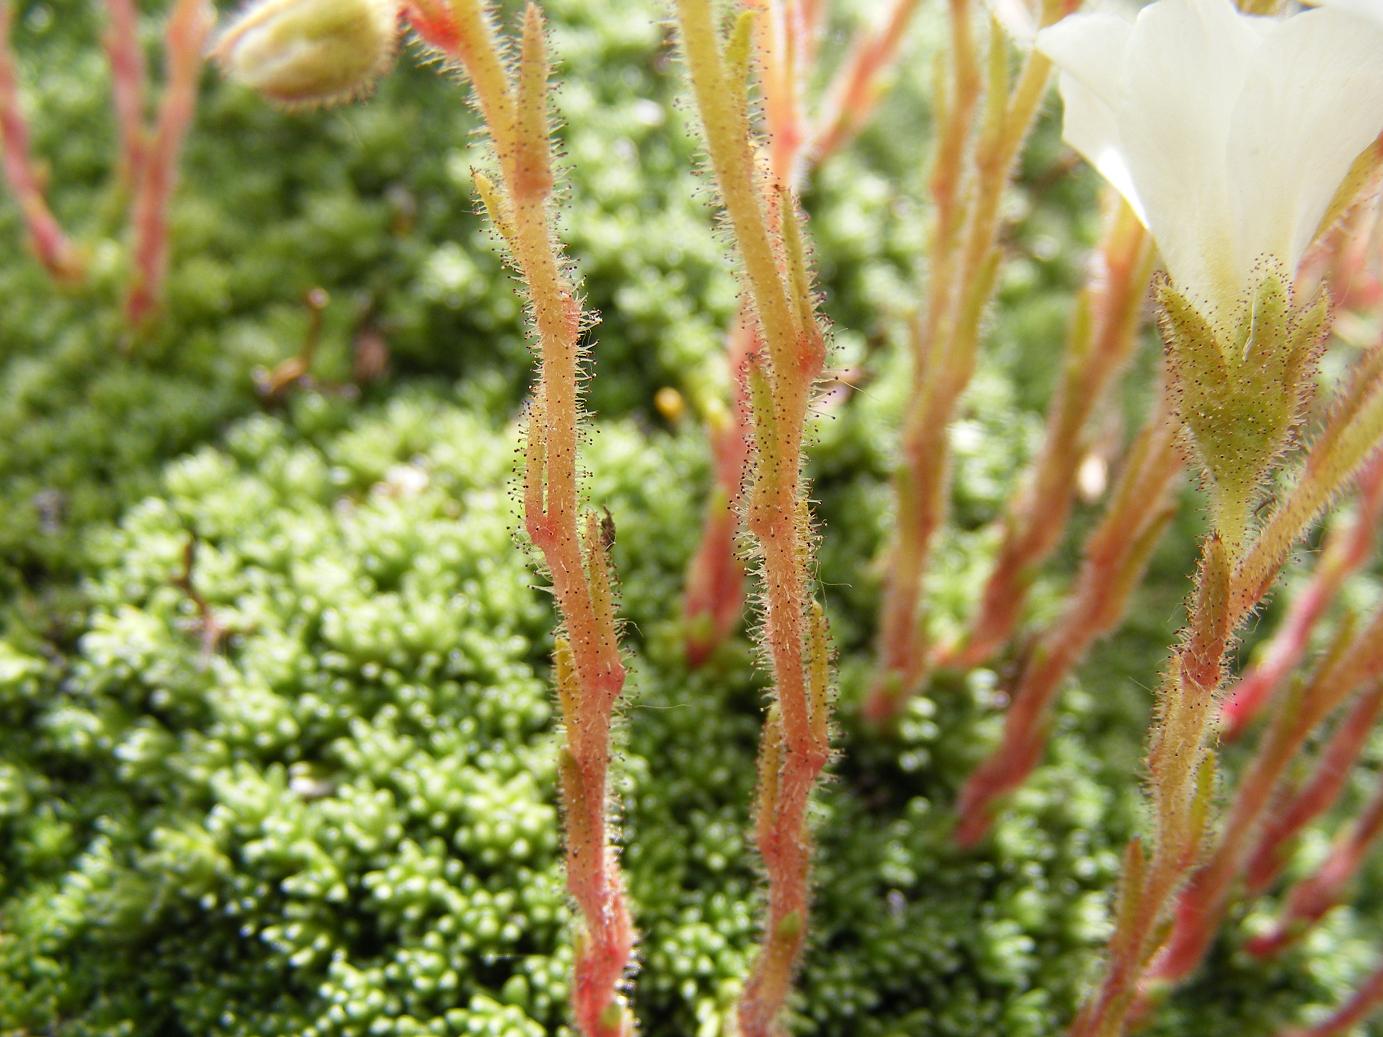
673;5;832;1033
125;0;212;326
105;0;147;190
954;392;1180;847
683;0;920;664
1235;345;1383;616
1069;533;1230;1037
0;2;83;283
1147;601;1383;991
1073;341;1383;1037
939;198;1154;671
1219;452;1383;740
405;3;635;1033
684;313;756;666
866;0;1059;723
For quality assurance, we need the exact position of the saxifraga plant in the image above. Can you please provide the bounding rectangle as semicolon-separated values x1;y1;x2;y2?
22;0;1383;1035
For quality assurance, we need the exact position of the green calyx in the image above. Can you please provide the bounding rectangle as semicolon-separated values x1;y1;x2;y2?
1157;269;1328;549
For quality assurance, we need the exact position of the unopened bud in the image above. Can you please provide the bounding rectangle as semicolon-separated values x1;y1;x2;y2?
212;0;400;109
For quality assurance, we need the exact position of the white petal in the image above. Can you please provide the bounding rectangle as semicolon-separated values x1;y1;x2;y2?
1054;70;1146;224
1312;0;1383;29
1229;6;1383;280
1037;10;1134;110
1037;11;1144;219
1115;0;1262;312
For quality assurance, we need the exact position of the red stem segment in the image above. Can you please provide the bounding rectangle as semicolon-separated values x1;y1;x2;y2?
1249;759;1383;958
105;0;147;189
1220;453;1383;740
0;2;83;282
954;396;1181;846
938;200;1154;671
125;0;212;326
684;313;755;666
1276;957;1383;1037
1245;675;1383;895
810;0;922;164
405;3;637;1033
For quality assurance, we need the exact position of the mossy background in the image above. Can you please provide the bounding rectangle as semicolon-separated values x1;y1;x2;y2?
2;0;1381;1034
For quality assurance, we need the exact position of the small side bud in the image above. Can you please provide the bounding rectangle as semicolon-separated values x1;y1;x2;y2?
1185;535;1230;689
774;909;803;942
1111;837;1146;959
755;706;784;846
553;637;579;731
807;600;830;751
558;747;589;846
473;170;516;249
724;10;756;99
598;1000;626;1034
1186;753;1216;854
212;0;400;109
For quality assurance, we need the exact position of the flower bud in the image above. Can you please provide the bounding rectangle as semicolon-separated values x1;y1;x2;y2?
212;0;399;109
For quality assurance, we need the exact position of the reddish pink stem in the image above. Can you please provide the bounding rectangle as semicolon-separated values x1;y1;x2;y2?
0;2;82;282
1276;956;1383;1037
105;0;147;188
954;403;1181;846
1220;455;1383;740
937;201;1153;672
810;0;921;164
1245;679;1383;894
406;4;636;1031
684;313;754;665
1249;752;1383;959
125;0;211;326
1147;604;1383;993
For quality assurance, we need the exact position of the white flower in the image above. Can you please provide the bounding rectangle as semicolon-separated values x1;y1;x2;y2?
1038;0;1383;318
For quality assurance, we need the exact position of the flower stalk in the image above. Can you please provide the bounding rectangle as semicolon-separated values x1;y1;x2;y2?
682;0;920;665
1220;449;1383;741
125;0;214;326
672;4;833;1032
1249;756;1383;959
1069;531;1229;1037
405;3;636;1033
954;390;1181;846
0;1;83;283
105;0;148;189
939;195;1155;671
866;0;1061;723
1146;599;1383;990
1072;333;1383;1036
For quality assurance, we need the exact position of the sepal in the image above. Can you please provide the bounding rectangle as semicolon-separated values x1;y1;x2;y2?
1157;269;1327;546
